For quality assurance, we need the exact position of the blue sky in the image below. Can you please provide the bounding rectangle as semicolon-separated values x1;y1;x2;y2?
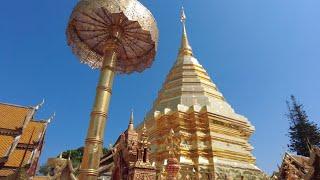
0;0;319;175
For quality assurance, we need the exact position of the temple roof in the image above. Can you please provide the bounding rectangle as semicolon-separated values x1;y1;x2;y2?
4;150;32;168
0;120;48;178
285;153;311;170
19;120;47;145
0;101;49;177
0;136;14;159
0;103;36;160
0;169;15;177
146;8;251;124
3;120;47;167
0;103;34;131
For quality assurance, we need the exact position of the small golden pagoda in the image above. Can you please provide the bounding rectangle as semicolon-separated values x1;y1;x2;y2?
138;8;267;179
99;111;156;180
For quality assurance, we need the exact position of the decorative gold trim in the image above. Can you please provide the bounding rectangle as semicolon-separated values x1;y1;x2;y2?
78;169;99;176
101;65;116;72
85;137;103;144
90;111;108;118
96;85;112;94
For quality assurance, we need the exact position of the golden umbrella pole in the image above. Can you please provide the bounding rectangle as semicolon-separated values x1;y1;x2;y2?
66;1;158;179
78;43;118;180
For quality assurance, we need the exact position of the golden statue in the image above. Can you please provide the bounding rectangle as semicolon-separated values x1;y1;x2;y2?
165;129;181;180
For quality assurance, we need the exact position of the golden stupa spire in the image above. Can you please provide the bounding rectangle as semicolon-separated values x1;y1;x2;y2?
146;7;229;116
128;109;134;131
179;7;193;56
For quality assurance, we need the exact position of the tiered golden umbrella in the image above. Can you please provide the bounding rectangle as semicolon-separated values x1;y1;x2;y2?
66;0;158;179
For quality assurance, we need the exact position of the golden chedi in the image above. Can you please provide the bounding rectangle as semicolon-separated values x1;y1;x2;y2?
139;8;267;180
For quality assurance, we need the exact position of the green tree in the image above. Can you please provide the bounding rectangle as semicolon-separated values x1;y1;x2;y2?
286;95;320;156
60;147;84;169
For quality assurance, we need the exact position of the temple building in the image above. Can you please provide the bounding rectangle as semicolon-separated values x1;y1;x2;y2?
271;145;320;180
0;101;51;179
137;8;267;179
99;111;156;180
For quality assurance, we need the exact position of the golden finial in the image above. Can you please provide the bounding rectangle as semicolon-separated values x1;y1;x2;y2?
180;7;187;24
143;122;147;131
140;122;149;147
179;7;193;56
142;122;147;138
128;109;134;130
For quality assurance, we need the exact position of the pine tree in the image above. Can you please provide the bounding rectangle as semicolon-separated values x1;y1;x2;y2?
286;95;320;157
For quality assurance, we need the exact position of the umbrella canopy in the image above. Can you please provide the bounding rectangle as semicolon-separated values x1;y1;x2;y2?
66;0;158;74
